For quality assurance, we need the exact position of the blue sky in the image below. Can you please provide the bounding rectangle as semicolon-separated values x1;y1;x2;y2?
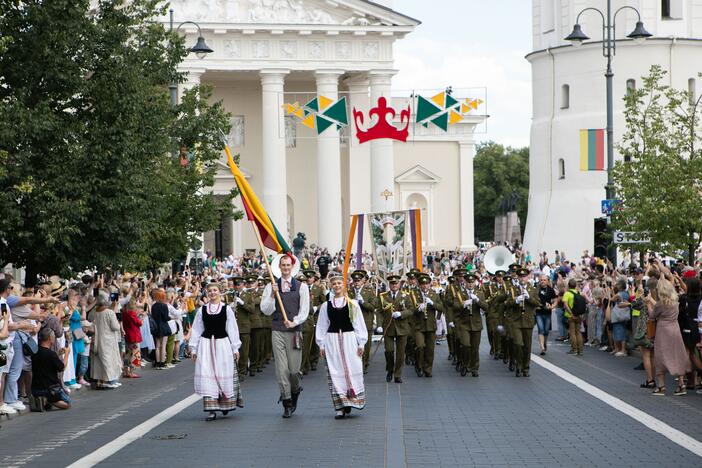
393;0;532;148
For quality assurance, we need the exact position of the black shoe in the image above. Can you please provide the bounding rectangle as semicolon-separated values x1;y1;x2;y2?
344;407;351;414
522;370;530;377
493;354;500;360
394;377;403;383
460;366;468;377
424;372;432;378
222;410;229;416
489;349;494;355
290;388;302;413
508;362;515;372
454;361;461;372
282;399;293;418
515;369;521;377
540;350;546;356
472;371;479;377
249;369;255;377
404;355;411;365
386;371;393;382
257;368;263;373
502;357;508;364
415;366;423;377
311;365;317;371
206;412;217;421
302;370;308;375
363;368;368;375
447;354;453;361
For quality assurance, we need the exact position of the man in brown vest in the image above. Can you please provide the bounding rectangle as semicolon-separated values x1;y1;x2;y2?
261;254;310;418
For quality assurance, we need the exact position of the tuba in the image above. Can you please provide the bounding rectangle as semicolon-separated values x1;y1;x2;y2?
484;246;516;275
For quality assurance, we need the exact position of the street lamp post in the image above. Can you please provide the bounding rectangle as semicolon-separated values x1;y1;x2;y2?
168;8;213;107
167;9;214;274
565;0;651;261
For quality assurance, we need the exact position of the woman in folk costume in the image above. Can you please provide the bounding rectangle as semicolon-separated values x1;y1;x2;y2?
190;282;243;421
315;274;368;419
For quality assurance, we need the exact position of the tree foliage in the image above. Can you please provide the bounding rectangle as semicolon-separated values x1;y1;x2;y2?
473;142;529;242
611;65;702;261
0;0;240;281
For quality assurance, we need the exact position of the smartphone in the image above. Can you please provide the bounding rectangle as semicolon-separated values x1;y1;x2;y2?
93;287;99;298
1;303;7;314
110;292;119;302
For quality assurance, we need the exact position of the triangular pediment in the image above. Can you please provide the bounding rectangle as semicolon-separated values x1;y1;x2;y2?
215;160;251;179
395;165;441;184
163;0;419;27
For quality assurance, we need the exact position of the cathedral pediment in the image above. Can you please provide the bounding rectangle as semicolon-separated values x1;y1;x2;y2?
395;165;441;184
163;0;419;27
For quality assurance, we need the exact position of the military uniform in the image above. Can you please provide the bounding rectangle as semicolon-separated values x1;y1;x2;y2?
443;276;458;362
449;274;485;376
248;278;266;374
378;275;413;383
234;279;253;379
261;278;273;363
504;268;540;377
484;271;508;360
411;274;444;377
350;270;377;373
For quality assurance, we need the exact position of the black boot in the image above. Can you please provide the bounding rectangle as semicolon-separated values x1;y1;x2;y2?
290;387;302;414
282;399;293;418
386;371;393;382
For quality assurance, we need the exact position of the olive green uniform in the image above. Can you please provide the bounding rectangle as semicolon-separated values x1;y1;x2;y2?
443;284;457;361
485;282;508;360
504;283;540;375
351;284;378;371
249;287;265;373
235;289;254;379
301;283;326;373
378;290;413;380
411;289;443;376
450;285;485;374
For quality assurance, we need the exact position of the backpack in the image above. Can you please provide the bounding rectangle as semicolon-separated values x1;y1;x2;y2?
571;291;587;316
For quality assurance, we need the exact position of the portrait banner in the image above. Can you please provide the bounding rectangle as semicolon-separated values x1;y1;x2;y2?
369;211;407;284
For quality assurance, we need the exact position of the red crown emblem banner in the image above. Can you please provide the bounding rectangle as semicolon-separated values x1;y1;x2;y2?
353;97;410;144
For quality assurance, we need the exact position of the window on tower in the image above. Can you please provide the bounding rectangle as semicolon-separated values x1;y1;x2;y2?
561;84;570;109
689;78;697;105
558;158;565;179
626;79;636;95
662;0;683;20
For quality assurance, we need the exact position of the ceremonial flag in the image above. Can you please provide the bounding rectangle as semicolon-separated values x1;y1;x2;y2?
224;145;291;253
409;209;422;271
580;129;605;171
355;214;364;271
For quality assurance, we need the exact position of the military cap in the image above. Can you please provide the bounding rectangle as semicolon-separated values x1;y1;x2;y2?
245;275;258;282
452;269;466;277
517;267;530;277
418;273;432;285
508;263;520;273
406;268;421;280
350;270;368;281
387;274;401;283
302;269;316;279
232;276;244;285
447;276;456;284
465;273;478;282
493;270;506;278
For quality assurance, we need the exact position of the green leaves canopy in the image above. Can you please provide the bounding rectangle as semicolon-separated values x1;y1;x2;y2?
473;142;529;242
0;0;240;280
612;65;702;260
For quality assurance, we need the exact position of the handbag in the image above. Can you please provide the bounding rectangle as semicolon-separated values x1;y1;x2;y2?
646;320;657;340
19;331;38;356
72;327;86;341
611;306;630;324
167;319;179;335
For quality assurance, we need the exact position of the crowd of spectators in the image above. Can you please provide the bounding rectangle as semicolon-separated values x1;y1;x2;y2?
2;242;701;417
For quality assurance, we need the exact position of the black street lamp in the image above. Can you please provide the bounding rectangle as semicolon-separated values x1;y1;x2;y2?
168;9;213;106
565;1;651;261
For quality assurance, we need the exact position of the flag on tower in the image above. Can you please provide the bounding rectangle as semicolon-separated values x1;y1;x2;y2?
579;129;605;171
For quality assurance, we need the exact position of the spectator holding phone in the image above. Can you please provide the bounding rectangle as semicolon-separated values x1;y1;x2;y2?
89;290;122;389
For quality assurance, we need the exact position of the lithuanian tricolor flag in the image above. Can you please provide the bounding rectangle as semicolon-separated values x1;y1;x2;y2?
224;145;291;253
580;129;605;171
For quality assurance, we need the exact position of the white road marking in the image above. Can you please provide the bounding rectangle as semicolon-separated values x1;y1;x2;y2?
531;354;702;458
66;394;200;468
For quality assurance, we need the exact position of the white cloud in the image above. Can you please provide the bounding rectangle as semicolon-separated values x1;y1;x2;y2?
393;37;531;148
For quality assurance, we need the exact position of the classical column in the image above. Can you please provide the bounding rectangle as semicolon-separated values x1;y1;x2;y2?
260;70;290;237
315;71;344;251
345;75;371;216
458;142;477;250
369;71;396;213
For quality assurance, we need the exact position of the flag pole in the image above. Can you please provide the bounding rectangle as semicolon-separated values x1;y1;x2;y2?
250;220;289;323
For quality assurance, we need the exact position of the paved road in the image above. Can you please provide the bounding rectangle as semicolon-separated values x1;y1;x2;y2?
1;333;702;467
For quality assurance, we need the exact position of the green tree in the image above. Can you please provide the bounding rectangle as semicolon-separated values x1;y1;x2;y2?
473;142;529;242
612;65;702;262
0;0;240;282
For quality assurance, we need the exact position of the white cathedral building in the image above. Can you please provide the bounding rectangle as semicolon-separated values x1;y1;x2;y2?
165;0;486;257
523;0;702;259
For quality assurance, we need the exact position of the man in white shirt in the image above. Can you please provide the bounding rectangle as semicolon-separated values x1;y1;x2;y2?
261;254;309;418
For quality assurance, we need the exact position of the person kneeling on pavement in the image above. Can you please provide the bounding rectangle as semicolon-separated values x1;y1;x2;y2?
31;327;71;410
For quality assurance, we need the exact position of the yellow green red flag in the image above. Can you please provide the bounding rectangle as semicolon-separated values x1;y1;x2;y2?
223;145;291;254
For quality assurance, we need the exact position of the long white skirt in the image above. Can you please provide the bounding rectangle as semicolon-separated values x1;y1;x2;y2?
194;337;237;400
324;331;365;410
139;319;155;351
58;335;76;384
